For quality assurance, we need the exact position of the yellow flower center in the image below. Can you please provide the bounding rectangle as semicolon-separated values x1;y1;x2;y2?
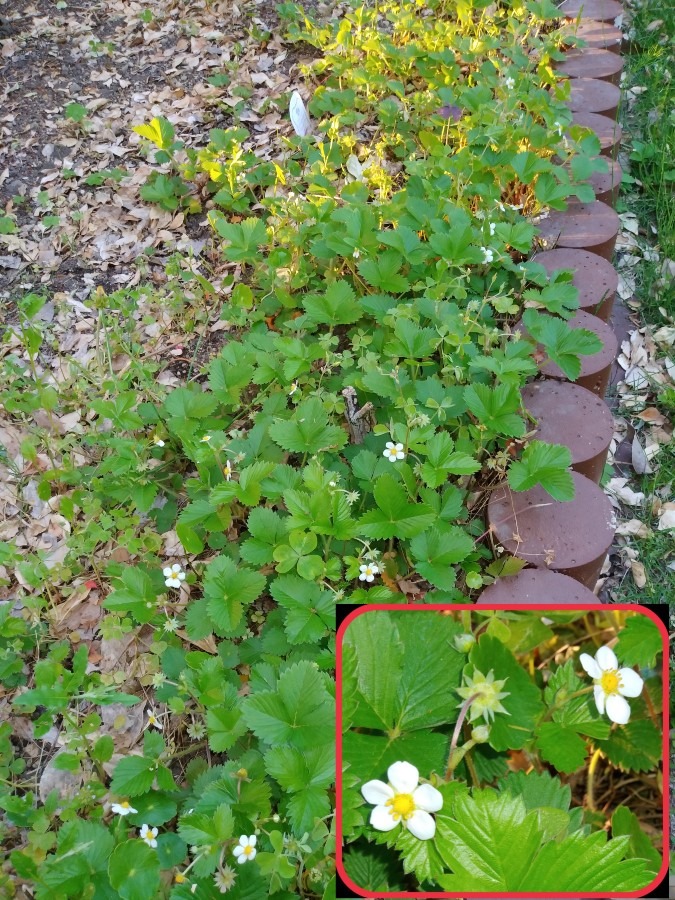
175;874;187;884
244;844;253;856
386;793;416;821
600;670;621;694
121;801;130;809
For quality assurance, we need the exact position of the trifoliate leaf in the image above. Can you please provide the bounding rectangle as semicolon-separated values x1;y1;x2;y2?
544;659;610;740
470;634;544;750
342;846;401;893
611;805;661;875
302;280;362;325
269;397;348;455
410;525;475;590
269;575;334;644
343;730;448;785
358;475;436;539
420;432;480;487
507;440;574;501
109;757;157;797
536;721;588;773
203;556;266;635
497;769;571;814
108;841;160;900
594;717;661;772
358;250;410;293
209;214;267;263
343;610;464;735
133;116;175;149
464;383;525;437
522;309;602;381
242;660;334;749
614;614;663;668
435;788;652;891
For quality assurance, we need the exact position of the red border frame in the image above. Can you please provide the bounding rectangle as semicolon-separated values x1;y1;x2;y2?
335;604;669;899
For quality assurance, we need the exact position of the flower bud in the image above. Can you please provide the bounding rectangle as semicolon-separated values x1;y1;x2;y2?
454;633;476;653
471;724;490;743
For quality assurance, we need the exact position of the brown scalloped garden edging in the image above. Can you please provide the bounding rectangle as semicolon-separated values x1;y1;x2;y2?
475;3;629;603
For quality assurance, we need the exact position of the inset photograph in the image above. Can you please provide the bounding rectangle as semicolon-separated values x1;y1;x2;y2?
337;607;667;896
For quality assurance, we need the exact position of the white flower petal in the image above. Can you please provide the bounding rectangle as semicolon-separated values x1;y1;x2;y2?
385;442;395;449
595;645;619;672
579;653;602;679
248;835;257;847
618;668;644;698
593;684;606;715
406;809;436;840
361;780;394;806
247;848;256;861
238;835;248;846
387;761;419;794
606;693;631;725
370;804;398;832
162;567;172;577
412;783;443;813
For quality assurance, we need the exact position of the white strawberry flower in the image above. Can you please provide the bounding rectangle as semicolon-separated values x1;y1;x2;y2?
152;435;165;447
111;800;138;816
481;247;494;264
233;834;257;864
579;644;644;725
504;76;515;90
383;441;405;462
361;761;443;841
163;563;186;588
359;563;379;583
140;824;158;848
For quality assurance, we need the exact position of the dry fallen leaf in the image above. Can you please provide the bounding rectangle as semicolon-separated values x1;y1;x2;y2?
657;503;675;531
605;477;646;507
631;434;651;475
616;519;650;538
630;560;647;588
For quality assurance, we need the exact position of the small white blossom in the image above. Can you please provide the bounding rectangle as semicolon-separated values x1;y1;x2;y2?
579;645;643;725
214;866;237;893
504;76;515;90
289;382;299;396
489;222;496;236
111;800;138;816
553;120;563;136
152;436;165;447
481;247;494;264
329;480;337;487
223;461;233;481
353;248;360;258
383;441;405;462
163;563;186;589
359;563;380;583
361;761;443;841
140;824;158;848
200;434;212;443
144;707;163;731
233;834;257;864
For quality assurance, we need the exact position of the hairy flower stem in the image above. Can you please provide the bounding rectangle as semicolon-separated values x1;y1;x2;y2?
541;685;595;722
445;693;479;781
586;747;604;811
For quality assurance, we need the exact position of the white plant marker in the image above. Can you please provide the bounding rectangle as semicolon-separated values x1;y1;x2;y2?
289;91;312;136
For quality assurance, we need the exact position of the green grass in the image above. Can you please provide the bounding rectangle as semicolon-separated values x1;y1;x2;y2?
614;0;675;601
